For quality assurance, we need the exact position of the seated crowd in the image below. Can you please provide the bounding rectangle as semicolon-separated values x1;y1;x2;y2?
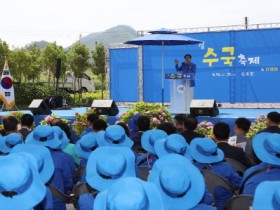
0;111;280;210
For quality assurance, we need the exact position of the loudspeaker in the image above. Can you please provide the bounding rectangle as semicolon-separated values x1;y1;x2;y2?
47;96;63;109
28;99;52;115
190;99;219;117
91;100;119;116
55;58;61;79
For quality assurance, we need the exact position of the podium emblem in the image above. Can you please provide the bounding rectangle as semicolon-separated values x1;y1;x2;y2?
176;85;185;93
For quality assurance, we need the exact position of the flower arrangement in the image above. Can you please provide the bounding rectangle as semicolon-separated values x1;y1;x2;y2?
246;114;267;139
40;114;70;125
119;101;173;129
196;120;214;136
71;109;107;136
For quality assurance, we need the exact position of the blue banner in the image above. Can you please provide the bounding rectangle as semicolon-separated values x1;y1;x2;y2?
109;48;138;102
110;28;280;103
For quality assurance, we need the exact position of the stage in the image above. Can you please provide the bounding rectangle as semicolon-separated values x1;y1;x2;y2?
0;106;279;141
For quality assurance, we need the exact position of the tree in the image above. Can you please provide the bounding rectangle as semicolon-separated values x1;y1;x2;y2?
41;42;67;85
68;42;91;102
25;43;43;82
92;42;106;99
8;49;32;84
0;39;10;67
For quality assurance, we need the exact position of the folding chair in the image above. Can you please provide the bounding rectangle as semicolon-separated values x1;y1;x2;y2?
225;158;247;176
223;195;253;210
200;169;237;202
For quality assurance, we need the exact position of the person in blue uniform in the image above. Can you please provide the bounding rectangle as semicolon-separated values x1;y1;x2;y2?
148;154;216;210
25;125;76;210
11;144;55;210
190;137;242;210
240;132;280;196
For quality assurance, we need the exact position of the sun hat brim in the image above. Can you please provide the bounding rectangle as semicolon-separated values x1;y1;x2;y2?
75;132;98;160
86;146;136;191
0;153;46;210
190;137;224;163
253;181;280;210
10;144;55;183
96;130;133;148
147;154;205;210
253;132;280;166
141;130;168;154
94;177;164;210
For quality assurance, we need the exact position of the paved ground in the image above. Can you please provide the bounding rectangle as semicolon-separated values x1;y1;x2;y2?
66;204;76;210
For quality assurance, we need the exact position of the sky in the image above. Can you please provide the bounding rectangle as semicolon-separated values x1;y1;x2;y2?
1;0;280;48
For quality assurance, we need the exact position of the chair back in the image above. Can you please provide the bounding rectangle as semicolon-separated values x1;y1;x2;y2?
200;169;236;197
225;158;247;176
137;165;151;181
223;195;253;210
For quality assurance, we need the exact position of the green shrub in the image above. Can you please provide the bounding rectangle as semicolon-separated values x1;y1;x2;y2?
70;91;109;106
14;83;71;108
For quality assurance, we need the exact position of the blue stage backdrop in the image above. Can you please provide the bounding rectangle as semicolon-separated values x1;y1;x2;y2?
110;28;280;103
110;48;138;102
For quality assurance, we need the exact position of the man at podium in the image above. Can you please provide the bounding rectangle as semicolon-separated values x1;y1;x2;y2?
175;54;196;88
174;54;196;112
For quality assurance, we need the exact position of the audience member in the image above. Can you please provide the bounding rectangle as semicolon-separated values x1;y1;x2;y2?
115;121;129;136
240;133;280;195
0;153;46;210
0;116;19;136
0;133;23;155
18;113;34;140
78;146;136;209
148;154;215;210
92;119;108;133
131;115;150;154
96;125;133;148
154;133;191;159
128;113;140;137
25;125;76;210
190;137;241;210
157;122;176;135
252;181;280;210
94;177;164;210
257;111;280;134
139;129;168;168
80;113;99;137
11;144;55;210
213;122;251;168
173;113;186;133
181;114;204;144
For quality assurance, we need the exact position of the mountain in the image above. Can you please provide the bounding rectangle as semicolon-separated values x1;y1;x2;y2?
24;25;137;50
76;25;137;49
25;40;50;50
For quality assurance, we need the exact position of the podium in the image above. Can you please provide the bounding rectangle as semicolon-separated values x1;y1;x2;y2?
165;73;194;114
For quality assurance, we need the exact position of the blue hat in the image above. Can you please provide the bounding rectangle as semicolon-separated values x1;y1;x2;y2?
25;125;61;149
253;132;280;166
190;137;224;163
86;146;136;191
94;177;164;210
148;154;205;210
52;126;69;149
75;132;98;159
154;134;191;159
0;133;23;154
253;181;280;210
141;129;168;154
96;125;133;148
0;153;46;210
10;144;54;184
